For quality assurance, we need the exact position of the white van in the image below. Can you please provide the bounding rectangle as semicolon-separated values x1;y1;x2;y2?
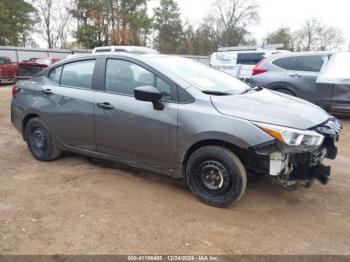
210;48;289;82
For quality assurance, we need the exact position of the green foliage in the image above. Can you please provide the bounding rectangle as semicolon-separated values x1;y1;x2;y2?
72;0;152;48
76;24;103;49
153;0;183;54
265;27;293;50
0;0;36;46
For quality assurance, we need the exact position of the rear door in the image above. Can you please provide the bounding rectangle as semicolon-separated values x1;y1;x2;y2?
40;59;98;151
286;55;331;107
94;57;178;169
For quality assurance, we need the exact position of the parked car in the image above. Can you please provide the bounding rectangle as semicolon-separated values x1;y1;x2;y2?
28;57;60;66
316;52;350;113
17;57;60;80
0;56;17;84
210;49;289;82
93;45;159;54
11;53;342;207
250;51;350;113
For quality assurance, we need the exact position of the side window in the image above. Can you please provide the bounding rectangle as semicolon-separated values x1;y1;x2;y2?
237;53;265;65
48;66;63;84
272;57;294;70
61;60;96;89
156;77;171;101
293;56;325;72
105;59;155;95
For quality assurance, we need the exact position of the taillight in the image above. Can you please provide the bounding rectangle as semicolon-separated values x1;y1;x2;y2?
12;86;21;95
252;59;268;76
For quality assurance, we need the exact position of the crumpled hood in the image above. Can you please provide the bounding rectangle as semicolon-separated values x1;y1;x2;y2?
211;89;330;130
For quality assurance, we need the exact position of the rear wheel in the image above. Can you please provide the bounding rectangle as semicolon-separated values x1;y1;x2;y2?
25;118;61;161
185;146;247;207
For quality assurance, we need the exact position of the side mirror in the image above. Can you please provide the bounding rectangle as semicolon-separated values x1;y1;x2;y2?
134;86;164;110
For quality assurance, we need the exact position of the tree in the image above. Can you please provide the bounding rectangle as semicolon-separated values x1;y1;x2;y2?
210;0;260;47
292;18;345;51
33;0;73;48
73;0;110;48
153;0;183;54
317;26;344;51
192;18;221;55
298;18;322;51
0;0;36;46
265;26;293;50
72;0;151;48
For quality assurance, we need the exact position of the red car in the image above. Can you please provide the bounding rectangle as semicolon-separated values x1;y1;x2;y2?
0;57;17;84
17;57;60;80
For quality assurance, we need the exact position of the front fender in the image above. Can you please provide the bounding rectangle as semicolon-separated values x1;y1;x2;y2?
173;109;275;177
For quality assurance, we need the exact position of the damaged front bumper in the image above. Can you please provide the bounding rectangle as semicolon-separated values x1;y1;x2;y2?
250;117;342;189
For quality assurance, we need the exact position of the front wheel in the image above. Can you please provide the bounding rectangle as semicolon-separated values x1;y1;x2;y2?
185;146;247;207
25;117;61;161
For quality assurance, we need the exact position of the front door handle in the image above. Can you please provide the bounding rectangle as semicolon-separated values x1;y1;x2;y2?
42;88;53;95
97;102;114;110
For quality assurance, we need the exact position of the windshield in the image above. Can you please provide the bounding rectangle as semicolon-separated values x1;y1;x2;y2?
149;56;250;94
0;57;8;64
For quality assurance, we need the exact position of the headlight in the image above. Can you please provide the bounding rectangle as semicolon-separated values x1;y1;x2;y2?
255;123;324;146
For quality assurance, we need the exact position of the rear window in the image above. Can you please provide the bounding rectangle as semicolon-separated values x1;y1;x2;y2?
272;57;295;70
0;57;9;64
293;56;325;72
237;53;265;65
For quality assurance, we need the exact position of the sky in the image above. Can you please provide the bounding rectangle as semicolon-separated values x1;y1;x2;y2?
149;0;350;50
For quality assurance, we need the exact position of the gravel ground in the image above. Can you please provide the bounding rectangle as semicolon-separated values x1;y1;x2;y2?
0;85;350;255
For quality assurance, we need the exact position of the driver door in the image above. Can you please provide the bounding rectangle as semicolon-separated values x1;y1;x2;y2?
94;58;178;169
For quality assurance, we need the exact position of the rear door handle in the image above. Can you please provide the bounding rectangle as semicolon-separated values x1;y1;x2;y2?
42;88;53;95
97;102;114;110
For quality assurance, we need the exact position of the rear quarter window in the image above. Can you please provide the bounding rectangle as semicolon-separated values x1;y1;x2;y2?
272;57;295;70
48;66;63;84
293;56;325;72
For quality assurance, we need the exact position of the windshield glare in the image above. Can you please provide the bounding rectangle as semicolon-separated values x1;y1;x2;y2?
149;56;250;94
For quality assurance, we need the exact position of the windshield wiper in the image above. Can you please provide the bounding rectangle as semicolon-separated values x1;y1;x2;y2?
240;88;253;95
240;86;262;95
202;90;231;96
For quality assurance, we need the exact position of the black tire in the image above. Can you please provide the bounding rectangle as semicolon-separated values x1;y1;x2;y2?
274;88;295;96
185;146;247;207
25;117;61;161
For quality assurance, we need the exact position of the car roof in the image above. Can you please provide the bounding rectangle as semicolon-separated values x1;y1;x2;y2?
266;51;335;61
93;46;159;54
60;52;167;64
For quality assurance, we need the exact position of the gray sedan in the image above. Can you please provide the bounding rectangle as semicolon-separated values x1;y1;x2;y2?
11;53;341;207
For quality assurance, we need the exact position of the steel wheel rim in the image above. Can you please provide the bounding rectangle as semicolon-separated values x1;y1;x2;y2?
29;126;48;155
195;160;231;195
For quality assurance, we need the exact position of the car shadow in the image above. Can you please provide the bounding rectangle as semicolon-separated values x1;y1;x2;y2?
59;152;282;204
